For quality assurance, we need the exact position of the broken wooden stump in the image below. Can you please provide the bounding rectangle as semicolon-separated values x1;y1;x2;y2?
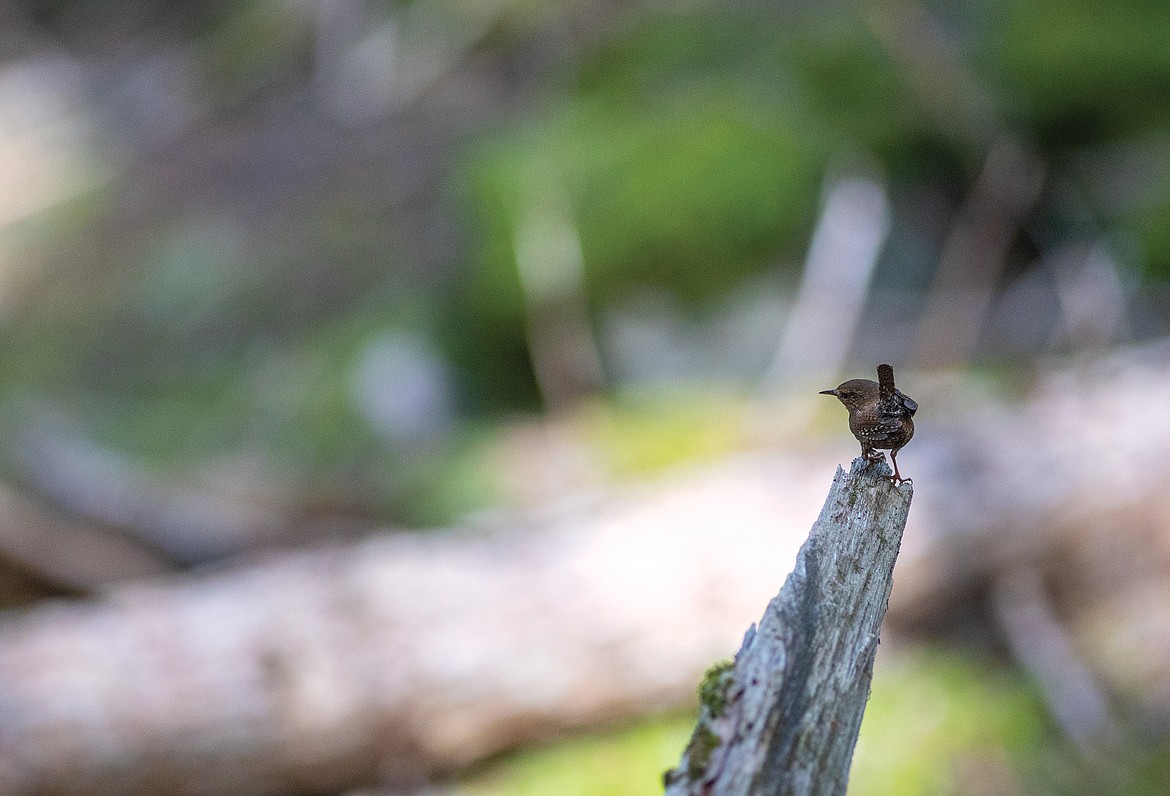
665;456;913;796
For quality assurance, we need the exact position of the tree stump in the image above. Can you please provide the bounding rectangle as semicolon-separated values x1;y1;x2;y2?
665;456;913;795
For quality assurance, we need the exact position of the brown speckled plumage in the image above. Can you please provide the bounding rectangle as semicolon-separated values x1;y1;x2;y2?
820;364;917;484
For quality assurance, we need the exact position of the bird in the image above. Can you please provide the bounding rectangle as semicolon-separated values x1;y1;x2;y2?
819;364;917;484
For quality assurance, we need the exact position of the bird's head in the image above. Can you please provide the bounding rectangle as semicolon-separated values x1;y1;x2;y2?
819;378;879;411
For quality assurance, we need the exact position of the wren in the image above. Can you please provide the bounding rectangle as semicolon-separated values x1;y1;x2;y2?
820;364;917;484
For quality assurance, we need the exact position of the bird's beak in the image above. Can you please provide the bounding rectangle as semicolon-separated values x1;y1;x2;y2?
818;389;837;396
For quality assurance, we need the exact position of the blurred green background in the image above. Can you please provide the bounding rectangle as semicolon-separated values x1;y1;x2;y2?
2;0;1170;793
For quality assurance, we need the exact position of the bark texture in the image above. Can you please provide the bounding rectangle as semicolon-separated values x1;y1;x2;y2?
665;456;912;796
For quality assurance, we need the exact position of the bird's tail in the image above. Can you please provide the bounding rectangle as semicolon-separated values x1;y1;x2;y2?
877;363;896;398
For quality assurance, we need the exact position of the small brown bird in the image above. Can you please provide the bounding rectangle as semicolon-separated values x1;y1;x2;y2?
820;364;917;484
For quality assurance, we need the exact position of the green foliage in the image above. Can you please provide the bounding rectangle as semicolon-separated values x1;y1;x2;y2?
683;721;722;783
990;0;1170;146
853;648;1170;796
576;392;749;478
449;7;836;406
455;717;694;796
197;0;314;99
456;92;819;403
697;659;735;719
404;391;751;523
13;0;1170;527
782;9;943;165
851;649;1053;795
1140;205;1170;281
457;646;1170;796
459;92;824;308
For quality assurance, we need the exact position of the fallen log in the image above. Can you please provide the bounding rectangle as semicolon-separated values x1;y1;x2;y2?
0;454;832;795
3;344;1170;793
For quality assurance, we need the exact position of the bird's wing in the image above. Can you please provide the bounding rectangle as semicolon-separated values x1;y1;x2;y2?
854;412;904;445
894;389;918;416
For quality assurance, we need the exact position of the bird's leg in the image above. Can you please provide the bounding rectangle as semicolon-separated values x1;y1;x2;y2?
886;448;911;485
861;443;884;463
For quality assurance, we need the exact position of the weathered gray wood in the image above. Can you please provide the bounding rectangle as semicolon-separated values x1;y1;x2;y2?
664;456;912;796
